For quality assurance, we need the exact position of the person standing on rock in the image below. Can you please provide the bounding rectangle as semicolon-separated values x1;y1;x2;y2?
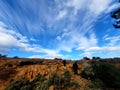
73;61;78;74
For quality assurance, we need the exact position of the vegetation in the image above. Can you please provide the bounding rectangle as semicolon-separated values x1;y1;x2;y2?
0;65;5;70
5;78;32;90
81;61;120;89
111;0;120;28
48;70;80;89
31;73;47;83
18;61;36;66
0;54;7;60
5;71;80;90
1;57;120;90
13;56;19;59
83;57;90;60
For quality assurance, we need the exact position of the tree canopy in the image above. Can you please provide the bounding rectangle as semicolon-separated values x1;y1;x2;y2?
111;1;120;28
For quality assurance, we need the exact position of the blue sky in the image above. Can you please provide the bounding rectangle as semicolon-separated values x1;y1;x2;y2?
0;0;120;59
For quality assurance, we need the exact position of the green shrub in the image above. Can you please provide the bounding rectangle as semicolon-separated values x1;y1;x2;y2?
80;64;94;80
31;73;46;83
33;81;49;90
92;61;120;88
20;85;32;90
48;73;63;89
0;65;5;70
13;56;19;59
5;71;80;90
48;70;80;89
81;61;120;89
32;74;48;90
5;78;31;90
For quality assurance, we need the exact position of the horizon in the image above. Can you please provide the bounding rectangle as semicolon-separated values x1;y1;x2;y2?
0;0;120;60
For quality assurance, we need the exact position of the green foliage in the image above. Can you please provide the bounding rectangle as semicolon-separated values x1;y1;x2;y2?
13;56;19;59
31;73;48;90
48;73;64;89
5;71;80;90
81;61;120;89
20;85;32;90
111;0;120;28
80;64;94;80
31;73;46;83
54;58;62;60
5;73;48;90
18;61;35;66
92;61;120;88
83;57;90;60
33;82;49;90
0;65;5;70
48;70;80;89
62;70;71;83
5;78;32;90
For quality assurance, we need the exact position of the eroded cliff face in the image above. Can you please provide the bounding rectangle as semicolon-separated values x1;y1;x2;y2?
0;59;90;90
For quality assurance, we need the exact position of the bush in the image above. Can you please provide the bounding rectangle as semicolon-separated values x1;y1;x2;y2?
5;78;32;90
5;71;80;90
92;61;120;88
7;64;13;67
0;65;5;70
18;61;35;66
81;61;120;89
33;81;49;90
83;57;90;60
31;73;47;83
20;85;32;90
80;64;94;80
48;70;80;89
13;56;19;59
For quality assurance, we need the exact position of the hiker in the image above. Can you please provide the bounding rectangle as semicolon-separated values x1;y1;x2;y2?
72;61;78;74
62;60;66;66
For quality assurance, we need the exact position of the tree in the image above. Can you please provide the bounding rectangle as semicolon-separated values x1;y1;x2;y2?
111;0;120;28
83;57;90;60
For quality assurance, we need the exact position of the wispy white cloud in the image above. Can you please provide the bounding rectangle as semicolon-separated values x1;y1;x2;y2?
28;55;42;58
56;9;67;20
78;46;120;58
55;0;114;53
79;51;95;57
86;46;120;52
0;48;10;54
0;21;64;58
106;3;120;13
0;0;118;58
104;35;120;46
89;0;112;15
56;36;62;41
0;22;50;52
28;53;63;59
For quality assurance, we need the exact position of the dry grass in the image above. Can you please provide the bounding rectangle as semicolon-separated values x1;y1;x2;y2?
0;58;94;90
